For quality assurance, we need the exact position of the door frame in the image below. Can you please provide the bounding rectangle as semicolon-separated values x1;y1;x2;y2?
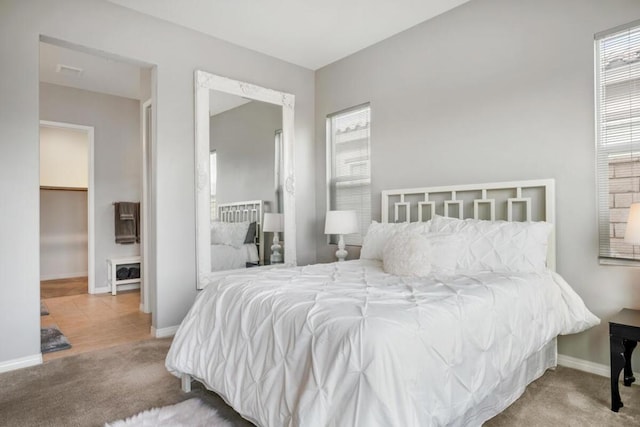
39;120;95;293
141;99;152;313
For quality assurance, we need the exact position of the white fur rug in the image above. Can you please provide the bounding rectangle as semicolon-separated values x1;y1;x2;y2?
105;398;233;427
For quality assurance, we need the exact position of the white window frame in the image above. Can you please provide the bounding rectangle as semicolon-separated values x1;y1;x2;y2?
595;19;640;264
326;103;372;246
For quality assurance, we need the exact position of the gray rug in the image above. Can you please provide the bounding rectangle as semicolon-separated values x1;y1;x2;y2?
40;301;49;316
40;325;71;353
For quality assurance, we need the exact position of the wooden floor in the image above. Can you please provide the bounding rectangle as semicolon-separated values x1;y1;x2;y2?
41;277;88;299
40;278;152;361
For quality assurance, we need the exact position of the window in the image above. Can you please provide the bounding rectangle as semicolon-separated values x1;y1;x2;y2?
596;21;640;261
327;104;371;245
210;151;217;220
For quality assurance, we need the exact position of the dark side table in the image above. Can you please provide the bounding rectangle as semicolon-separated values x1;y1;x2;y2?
610;308;640;412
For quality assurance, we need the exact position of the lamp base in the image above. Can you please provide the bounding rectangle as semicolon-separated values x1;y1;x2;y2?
335;234;348;262
270;233;283;264
270;253;283;264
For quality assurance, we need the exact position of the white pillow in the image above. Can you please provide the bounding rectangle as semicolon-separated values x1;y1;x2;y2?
360;220;431;260
382;232;463;276
210;221;251;248
429;215;553;273
424;232;465;274
383;233;432;276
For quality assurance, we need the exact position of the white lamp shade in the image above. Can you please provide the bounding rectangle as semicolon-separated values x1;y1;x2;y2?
625;203;640;244
263;213;284;232
324;210;358;235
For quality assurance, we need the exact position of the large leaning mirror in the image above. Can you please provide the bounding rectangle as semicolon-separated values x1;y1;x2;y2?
195;70;296;289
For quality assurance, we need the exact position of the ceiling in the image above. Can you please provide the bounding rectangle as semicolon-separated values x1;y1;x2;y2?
40;1;469;99
40;41;146;100
106;0;470;70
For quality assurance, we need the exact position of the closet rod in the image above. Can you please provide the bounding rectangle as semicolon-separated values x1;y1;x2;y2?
40;186;87;192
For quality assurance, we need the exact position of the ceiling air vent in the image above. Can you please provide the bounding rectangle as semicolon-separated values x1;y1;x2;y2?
56;64;83;76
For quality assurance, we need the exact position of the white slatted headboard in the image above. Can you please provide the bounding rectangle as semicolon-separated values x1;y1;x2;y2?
381;179;556;271
217;200;265;265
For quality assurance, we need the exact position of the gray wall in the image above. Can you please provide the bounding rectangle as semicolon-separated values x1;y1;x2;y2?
40;83;142;289
40;189;88;280
210;101;281;211
0;0;315;365
315;0;640;366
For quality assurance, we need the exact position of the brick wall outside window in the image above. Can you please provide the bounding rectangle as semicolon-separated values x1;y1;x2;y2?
608;156;640;259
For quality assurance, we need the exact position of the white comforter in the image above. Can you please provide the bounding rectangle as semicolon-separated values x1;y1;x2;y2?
166;260;598;427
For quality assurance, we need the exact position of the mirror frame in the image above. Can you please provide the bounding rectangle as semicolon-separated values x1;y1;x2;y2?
194;70;296;289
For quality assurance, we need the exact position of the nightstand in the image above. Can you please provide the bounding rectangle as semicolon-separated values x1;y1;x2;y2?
609;308;640;412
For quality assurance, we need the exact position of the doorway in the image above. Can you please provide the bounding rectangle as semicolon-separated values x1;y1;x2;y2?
38;38;154;359
39;121;94;296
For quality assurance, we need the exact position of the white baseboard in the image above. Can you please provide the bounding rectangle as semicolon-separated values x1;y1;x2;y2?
92;284;140;295
152;325;179;338
558;353;640;379
115;283;140;293
40;272;88;281
0;353;43;374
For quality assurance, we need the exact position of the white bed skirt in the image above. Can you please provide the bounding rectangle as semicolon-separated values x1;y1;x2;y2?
183;338;557;427
458;337;557;426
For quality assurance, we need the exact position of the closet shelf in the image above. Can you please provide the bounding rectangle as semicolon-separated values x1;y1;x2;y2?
40;185;88;191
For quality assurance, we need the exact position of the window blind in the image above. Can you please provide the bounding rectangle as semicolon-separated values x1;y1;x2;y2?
596;21;640;261
327;104;371;245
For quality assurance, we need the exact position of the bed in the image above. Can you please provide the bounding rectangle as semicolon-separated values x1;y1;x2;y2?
211;200;264;271
167;179;599;426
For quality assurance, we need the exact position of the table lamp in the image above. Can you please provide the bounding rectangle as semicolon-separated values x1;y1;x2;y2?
263;213;284;264
625;203;640;245
324;210;358;262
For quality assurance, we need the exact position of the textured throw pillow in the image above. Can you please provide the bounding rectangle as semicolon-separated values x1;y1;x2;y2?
382;232;463;276
210;221;251;248
382;232;433;277
429;215;553;273
360;220;431;260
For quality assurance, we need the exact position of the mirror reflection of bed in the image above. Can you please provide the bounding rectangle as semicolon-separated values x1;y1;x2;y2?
208;90;283;271
210;200;263;271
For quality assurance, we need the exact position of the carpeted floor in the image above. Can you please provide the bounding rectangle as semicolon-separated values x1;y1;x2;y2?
0;338;639;426
0;339;251;427
486;367;640;426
